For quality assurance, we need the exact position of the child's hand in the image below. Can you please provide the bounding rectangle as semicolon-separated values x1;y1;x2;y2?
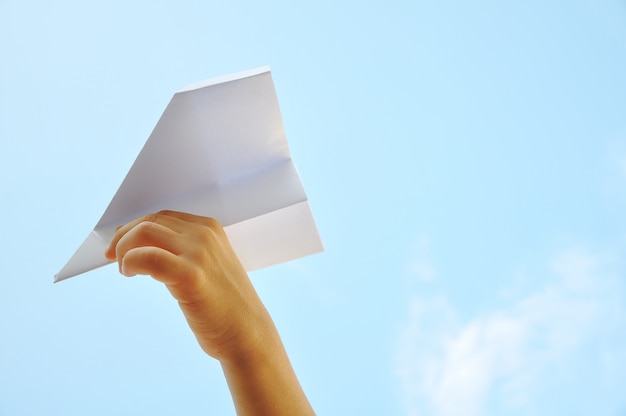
104;210;271;362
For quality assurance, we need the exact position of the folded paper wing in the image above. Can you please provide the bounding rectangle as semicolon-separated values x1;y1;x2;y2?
55;66;323;282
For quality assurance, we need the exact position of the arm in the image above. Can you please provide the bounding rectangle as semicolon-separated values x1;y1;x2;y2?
104;210;315;416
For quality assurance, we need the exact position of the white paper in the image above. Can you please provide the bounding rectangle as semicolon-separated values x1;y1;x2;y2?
55;66;323;282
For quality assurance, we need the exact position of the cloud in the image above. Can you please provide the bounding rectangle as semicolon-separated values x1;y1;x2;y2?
395;249;626;416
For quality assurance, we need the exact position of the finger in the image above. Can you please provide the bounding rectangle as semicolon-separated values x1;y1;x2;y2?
122;247;209;304
105;212;192;260
121;246;186;284
114;221;183;272
158;210;225;235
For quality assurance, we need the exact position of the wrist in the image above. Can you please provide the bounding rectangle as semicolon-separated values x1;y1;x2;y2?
217;307;279;367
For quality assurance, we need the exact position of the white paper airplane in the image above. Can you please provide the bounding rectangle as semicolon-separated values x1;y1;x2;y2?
55;66;323;282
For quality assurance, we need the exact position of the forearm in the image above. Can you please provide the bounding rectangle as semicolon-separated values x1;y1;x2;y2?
105;211;314;415
220;320;315;416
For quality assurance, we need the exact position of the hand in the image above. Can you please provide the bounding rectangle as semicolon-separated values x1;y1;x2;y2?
104;210;271;361
104;210;315;415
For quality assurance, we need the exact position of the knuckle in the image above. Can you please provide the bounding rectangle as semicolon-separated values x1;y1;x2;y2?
202;216;224;233
190;217;224;245
196;226;218;247
135;220;157;239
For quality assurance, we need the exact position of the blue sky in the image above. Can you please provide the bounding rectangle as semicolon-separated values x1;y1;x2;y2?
2;1;626;415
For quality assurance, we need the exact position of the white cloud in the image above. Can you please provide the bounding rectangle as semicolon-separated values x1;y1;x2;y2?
395;249;626;416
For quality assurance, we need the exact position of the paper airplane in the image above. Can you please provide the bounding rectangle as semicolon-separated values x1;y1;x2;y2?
55;66;323;282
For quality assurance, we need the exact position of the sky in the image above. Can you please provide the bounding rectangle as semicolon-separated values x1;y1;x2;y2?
1;0;626;415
